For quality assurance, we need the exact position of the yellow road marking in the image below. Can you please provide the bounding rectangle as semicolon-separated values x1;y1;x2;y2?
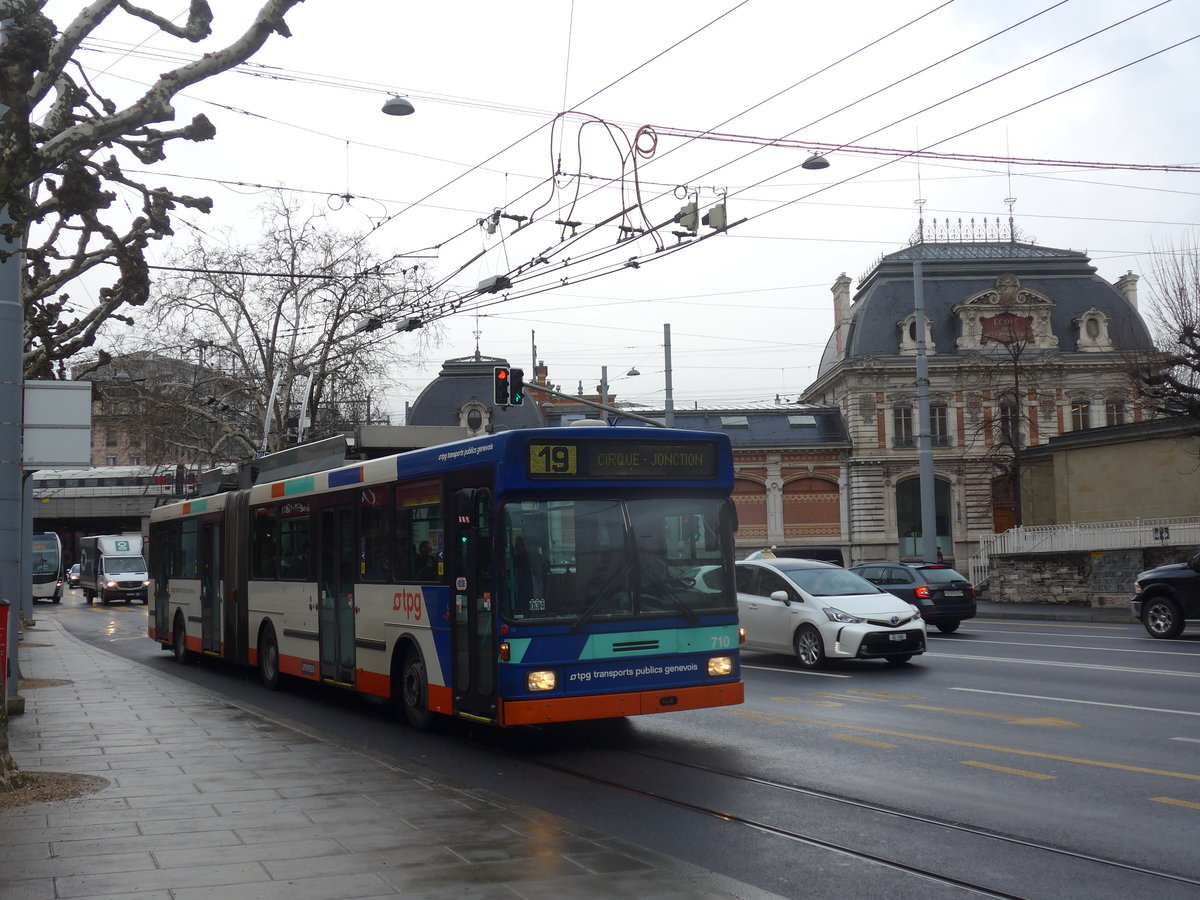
832;734;896;749
770;697;844;707
748;711;1200;782
1152;797;1200;811
735;711;791;725
846;689;922;700
903;704;1081;728
813;693;890;704
963;761;1055;780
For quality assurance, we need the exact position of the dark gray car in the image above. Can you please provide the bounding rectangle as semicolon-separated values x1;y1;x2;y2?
850;562;976;633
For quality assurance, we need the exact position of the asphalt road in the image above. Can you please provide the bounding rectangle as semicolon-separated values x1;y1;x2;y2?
28;589;1200;900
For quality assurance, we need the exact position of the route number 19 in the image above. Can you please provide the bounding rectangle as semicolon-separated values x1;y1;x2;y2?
530;444;577;475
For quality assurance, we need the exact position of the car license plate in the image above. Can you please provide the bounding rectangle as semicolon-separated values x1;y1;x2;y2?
944;590;963;597
889;633;907;642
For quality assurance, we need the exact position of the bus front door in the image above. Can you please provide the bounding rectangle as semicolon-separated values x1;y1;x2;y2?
318;505;357;685
450;485;497;723
199;522;222;655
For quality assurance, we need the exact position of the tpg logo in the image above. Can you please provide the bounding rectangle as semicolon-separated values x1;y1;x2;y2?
392;588;424;620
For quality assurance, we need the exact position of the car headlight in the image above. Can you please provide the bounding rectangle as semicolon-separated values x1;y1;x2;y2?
105;580;117;589
527;670;557;692
708;656;733;677
824;606;864;624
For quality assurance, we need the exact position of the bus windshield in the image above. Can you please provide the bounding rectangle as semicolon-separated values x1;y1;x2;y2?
502;496;734;623
31;539;60;583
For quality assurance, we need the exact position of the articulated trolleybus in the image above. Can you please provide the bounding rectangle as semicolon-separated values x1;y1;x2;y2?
149;427;743;728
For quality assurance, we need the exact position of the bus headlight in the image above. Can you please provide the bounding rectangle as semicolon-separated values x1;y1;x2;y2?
527;670;557;692
708;656;733;677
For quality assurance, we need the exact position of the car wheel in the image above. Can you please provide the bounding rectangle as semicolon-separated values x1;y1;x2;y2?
400;647;443;731
1143;597;1185;639
793;625;825;669
936;620;960;634
885;654;914;665
172;615;191;664
259;624;281;691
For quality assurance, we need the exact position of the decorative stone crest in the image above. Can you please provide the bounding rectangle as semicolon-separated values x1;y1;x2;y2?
953;274;1058;351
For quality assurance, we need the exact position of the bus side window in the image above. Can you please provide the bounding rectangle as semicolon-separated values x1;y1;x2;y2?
280;516;312;580
252;505;278;580
360;487;394;582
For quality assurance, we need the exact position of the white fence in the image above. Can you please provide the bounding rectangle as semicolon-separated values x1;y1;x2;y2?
968;517;1200;587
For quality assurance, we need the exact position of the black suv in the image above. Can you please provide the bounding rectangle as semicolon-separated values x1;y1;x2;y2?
849;562;977;633
1132;551;1200;639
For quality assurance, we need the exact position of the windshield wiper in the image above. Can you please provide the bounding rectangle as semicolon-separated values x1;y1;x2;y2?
570;566;632;632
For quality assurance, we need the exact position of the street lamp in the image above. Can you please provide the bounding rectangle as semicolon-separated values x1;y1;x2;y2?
382;96;415;116
599;366;640;410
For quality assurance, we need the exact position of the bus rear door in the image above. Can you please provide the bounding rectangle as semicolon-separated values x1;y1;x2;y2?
200;521;222;655
317;503;356;685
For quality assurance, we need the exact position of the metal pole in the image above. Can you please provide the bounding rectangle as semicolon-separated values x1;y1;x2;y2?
914;260;938;562
0;201;22;699
600;366;608;411
663;323;675;427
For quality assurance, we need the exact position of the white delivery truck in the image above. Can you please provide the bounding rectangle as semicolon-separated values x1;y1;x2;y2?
78;534;149;604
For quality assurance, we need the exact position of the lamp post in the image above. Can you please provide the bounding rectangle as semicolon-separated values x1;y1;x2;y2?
599;365;640;411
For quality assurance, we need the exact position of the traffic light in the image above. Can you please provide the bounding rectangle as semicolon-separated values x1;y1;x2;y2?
675;201;698;233
510;368;525;405
493;366;510;405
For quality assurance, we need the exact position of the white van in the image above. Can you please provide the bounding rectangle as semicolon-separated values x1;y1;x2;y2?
78;534;150;604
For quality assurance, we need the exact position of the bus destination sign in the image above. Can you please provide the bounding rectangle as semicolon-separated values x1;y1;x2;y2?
528;441;717;480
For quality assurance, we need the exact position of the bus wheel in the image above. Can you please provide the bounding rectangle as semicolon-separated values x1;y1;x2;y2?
400;648;440;732
259;624;281;691
172;615;191;664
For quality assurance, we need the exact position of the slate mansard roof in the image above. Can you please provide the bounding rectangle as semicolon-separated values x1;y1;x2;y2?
817;241;1154;377
407;354;545;428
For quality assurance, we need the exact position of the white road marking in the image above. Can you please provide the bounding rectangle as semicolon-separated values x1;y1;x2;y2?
950;687;1200;717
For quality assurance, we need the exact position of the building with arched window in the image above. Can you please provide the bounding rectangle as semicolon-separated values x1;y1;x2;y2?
801;227;1154;566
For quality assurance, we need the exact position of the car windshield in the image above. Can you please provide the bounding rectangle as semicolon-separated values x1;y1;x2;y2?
501;496;735;624
105;557;145;574
781;566;884;597
918;567;969;585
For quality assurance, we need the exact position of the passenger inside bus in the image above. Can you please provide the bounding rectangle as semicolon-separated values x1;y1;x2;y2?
415;540;437;580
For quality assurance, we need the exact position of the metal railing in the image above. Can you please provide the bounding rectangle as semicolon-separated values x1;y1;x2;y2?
968;516;1200;587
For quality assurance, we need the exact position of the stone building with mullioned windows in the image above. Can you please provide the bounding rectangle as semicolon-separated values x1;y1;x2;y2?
801;223;1154;566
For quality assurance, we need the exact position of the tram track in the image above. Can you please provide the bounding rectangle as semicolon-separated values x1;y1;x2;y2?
506;742;1200;900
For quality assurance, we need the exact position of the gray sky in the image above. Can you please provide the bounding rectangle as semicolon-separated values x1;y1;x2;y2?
54;0;1200;416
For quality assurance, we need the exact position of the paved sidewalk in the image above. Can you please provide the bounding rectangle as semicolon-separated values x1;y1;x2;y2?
2;619;782;900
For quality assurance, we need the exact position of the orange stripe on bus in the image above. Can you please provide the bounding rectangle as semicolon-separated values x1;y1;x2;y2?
356;670;390;698
279;653;316;680
500;682;744;726
428;683;453;715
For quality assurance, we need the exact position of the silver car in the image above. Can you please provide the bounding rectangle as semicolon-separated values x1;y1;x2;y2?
736;558;926;668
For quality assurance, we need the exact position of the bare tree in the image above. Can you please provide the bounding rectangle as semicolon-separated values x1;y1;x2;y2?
119;193;439;459
959;313;1043;529
0;0;306;379
1137;237;1200;421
